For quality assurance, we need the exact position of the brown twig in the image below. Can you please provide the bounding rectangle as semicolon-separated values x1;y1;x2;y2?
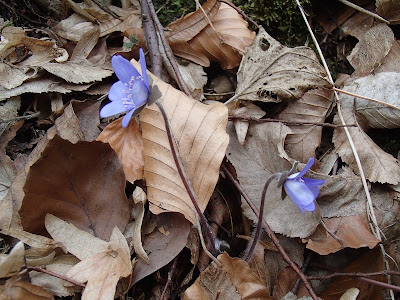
221;163;319;300
0;112;40;124
91;0;120;19
218;0;259;29
26;266;85;288
145;0;193;98
159;256;178;300
229;116;357;128
307;270;400;281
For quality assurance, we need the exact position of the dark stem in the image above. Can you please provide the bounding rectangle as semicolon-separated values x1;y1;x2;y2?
221;163;319;300
156;101;216;254
243;173;280;261
145;0;193;98
159;256;178;300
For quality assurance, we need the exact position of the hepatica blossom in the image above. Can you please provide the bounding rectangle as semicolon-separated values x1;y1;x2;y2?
100;48;150;127
284;158;325;214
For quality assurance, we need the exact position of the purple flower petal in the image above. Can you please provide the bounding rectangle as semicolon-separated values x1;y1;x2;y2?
130;80;150;106
111;55;141;83
284;180;315;206
302;177;325;186
100;100;128;118
108;81;126;101
293;157;314;179
139;48;149;89
121;108;136;128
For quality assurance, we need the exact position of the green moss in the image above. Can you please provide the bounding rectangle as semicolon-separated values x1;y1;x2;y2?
232;0;312;46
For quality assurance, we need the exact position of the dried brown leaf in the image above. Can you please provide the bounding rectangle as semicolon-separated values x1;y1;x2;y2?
171;3;256;69
166;0;220;44
333;105;400;185
278;88;333;162
135;61;229;224
231;102;265;145
0;63;36;90
376;0;400;24
305;214;380;255
97;117;144;183
183;252;272;300
70;26;100;61
226;122;320;238
0;277;54;300
0;241;24;278
19;135;130;240
131;213;191;285
0;151;16;204
347;23;394;77
232;27;331;103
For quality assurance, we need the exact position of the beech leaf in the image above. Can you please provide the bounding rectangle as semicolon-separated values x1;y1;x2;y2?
19;135;130;240
97;117;144;183
232;27;331;103
376;0;400;24
0;241;25;278
133;61;229;224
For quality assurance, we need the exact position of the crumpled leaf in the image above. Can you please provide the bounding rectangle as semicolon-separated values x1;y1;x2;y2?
278;88;333;162
170;3;256;69
305;214;380;255
333;76;400;184
0;152;16;205
0;241;24;278
45;214;132;300
226;122;320;238
19;135;130;240
0;63;37;90
183;252;272;300
0;277;54;300
376;0;400;24
97;117;144;183
347;23;394;77
232;27;331;103
135;60;229;224
166;0;220;45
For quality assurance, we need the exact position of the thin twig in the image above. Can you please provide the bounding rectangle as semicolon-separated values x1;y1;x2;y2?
92;0;121;19
228;116;357;128
145;0;193;97
337;0;390;24
308;270;400;281
0;112;40;124
27;266;85;288
334;87;400;111
159;257;178;300
219;0;259;29
294;1;394;298
221;163;319;300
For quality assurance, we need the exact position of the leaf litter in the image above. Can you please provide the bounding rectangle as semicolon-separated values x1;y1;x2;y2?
0;0;400;299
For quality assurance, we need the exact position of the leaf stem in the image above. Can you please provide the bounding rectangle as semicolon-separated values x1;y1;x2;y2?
243;172;280;261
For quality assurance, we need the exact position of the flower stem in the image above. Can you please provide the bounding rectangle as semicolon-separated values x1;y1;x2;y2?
243;172;280;262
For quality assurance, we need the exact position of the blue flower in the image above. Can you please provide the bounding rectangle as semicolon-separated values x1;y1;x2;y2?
284;158;325;214
100;48;150;127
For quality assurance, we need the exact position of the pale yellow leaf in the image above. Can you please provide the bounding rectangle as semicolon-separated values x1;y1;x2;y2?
0;241;24;278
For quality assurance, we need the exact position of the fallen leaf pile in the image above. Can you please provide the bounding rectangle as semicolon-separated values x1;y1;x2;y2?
1;0;400;299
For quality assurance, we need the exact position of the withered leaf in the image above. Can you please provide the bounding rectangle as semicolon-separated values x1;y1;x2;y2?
376;0;400;24
97;117;144;183
226;122;320;238
0;241;24;278
183;252;272;300
231;27;331;103
133;60;229;224
278;88;333;162
19;135;130;240
166;0;220;45
0;277;54;300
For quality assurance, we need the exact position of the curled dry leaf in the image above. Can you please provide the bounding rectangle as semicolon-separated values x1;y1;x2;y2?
226;122;321;238
0;277;54;300
305;214;380;255
170;3;256;69
278;88;334;162
231;27;331;103
97;117;144;183
376;0;400;24
132;60;229;224
0;241;25;278
183;252;272;300
19;135;130;240
347;23;394;77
